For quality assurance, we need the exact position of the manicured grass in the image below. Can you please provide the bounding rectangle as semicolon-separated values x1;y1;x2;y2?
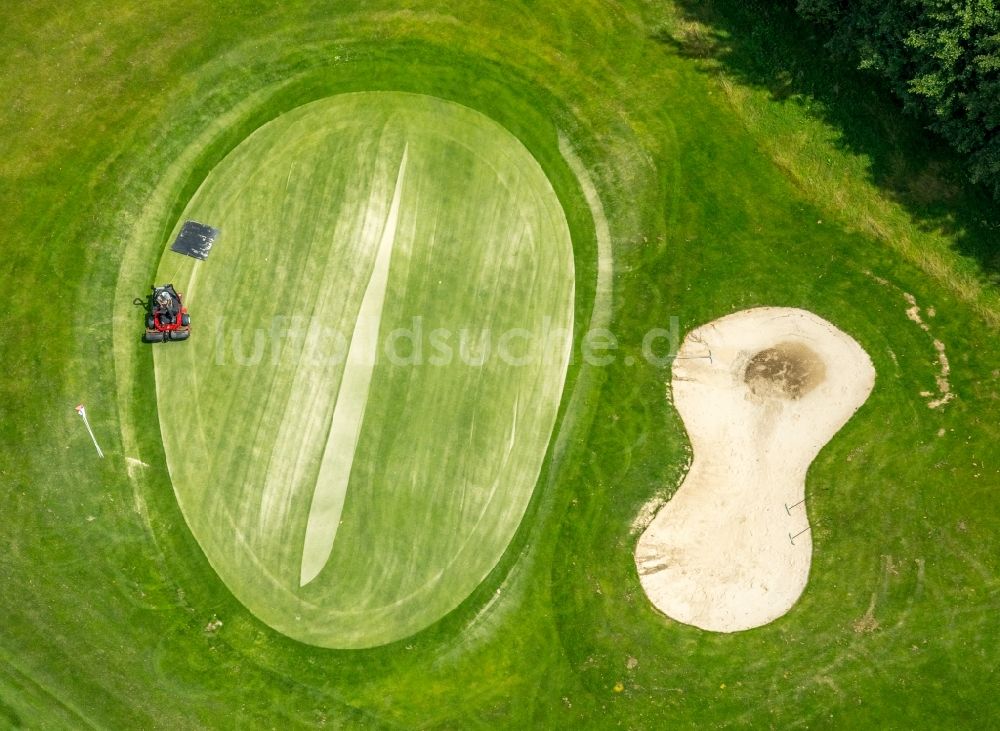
152;92;575;649
0;0;997;728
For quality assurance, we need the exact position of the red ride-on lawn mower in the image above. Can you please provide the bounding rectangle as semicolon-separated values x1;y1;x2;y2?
140;284;191;342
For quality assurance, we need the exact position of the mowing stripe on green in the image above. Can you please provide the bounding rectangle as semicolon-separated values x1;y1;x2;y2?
300;144;409;587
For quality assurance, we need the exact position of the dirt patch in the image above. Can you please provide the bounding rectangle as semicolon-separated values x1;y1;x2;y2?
125;456;150;480
852;596;880;634
863;271;954;409
204;616;223;634
630;496;667;535
744;342;826;400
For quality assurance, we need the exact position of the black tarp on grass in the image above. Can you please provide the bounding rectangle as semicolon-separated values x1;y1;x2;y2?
171;221;220;260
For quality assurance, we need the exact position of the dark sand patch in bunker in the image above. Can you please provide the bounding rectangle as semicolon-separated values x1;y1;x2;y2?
744;342;826;400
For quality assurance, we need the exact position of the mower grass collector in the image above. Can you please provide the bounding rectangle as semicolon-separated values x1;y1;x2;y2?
140;284;190;342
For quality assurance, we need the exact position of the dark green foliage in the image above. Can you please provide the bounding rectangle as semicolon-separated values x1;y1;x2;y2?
796;0;1000;198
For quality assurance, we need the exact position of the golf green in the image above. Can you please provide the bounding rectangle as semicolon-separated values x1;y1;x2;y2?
153;92;575;648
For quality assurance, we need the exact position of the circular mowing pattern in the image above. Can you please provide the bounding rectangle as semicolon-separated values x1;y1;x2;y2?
153;92;575;649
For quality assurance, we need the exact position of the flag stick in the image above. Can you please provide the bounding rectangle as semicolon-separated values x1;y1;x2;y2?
75;404;104;458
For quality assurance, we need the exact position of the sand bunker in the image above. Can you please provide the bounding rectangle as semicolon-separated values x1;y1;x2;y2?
635;307;875;632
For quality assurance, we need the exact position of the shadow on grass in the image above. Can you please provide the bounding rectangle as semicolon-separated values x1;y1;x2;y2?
656;0;1000;285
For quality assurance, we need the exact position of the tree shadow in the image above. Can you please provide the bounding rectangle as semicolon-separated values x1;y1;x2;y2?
655;0;1000;285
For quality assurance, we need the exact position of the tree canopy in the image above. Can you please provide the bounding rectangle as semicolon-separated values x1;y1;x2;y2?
797;0;1000;199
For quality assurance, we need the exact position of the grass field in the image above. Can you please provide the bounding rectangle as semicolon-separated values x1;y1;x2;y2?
1;0;998;728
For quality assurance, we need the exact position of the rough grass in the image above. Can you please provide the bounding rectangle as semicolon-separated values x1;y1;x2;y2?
0;0;997;728
662;0;1000;327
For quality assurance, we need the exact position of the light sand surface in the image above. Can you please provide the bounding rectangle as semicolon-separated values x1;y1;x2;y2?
635;307;875;632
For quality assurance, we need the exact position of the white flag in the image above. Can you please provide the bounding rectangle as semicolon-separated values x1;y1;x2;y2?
75;404;104;458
